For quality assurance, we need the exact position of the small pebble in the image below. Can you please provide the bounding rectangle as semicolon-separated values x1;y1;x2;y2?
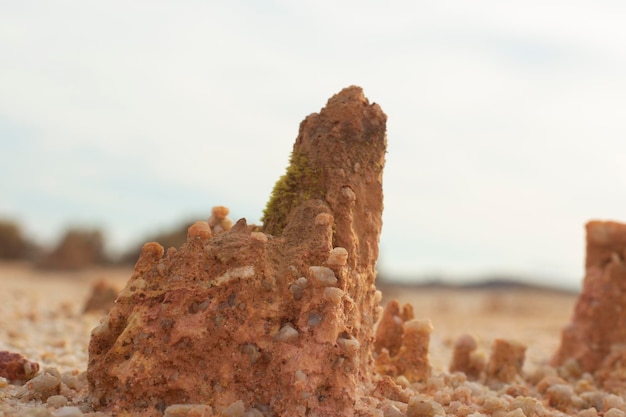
241;344;262;365
580;391;605;411
337;337;360;353
509;396;543;417
308;266;337;287
323;287;344;303
407;395;446;417
46;394;69;408
340;186;356;201
482;396;508;416
275;325;299;343
60;372;79;391
326;247;348;266
604;394;625;411
51;406;83;417
0;351;40;382
164;404;213;417
221;400;245;417
606;409;626;417
578;408;599;417
25;372;61;401
289;277;308;300
307;312;323;327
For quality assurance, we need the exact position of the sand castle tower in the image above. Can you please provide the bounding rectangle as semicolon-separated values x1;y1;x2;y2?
87;86;388;416
553;221;626;372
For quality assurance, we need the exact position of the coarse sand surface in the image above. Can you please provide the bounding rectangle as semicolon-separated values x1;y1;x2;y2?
0;262;578;416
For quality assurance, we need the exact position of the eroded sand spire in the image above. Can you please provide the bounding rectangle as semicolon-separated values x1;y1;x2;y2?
87;86;387;416
263;86;386;269
553;221;626;376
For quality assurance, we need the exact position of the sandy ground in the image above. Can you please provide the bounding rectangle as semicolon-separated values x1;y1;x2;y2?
0;262;578;415
379;283;576;373
0;262;131;369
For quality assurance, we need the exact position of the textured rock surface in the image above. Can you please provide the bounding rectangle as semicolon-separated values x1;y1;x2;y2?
87;86;388;416
374;301;433;383
553;221;626;372
0;351;39;383
11;257;626;417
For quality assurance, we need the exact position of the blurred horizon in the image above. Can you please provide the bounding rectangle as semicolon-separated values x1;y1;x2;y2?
0;215;585;292
2;1;625;290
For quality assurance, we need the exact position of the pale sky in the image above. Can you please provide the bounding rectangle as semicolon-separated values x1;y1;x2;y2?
2;1;626;289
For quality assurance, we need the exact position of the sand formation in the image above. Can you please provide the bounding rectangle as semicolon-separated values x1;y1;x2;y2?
81;86;626;416
553;221;626;393
0;351;39;384
87;86;389;416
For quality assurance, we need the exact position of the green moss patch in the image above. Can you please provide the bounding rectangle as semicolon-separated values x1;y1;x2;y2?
261;152;324;236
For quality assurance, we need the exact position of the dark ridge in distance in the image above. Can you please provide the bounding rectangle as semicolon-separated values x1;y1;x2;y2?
376;275;579;295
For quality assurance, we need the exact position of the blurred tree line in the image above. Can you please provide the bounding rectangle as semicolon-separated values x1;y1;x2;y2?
0;218;195;270
0;220;38;260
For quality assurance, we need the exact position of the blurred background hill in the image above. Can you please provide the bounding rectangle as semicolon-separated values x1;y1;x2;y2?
0;219;39;261
0;217;197;269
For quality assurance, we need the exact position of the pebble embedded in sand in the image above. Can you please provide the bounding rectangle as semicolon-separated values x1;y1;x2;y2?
274;324;299;343
289;277;308;300
46;394;69;408
407;395;445;417
308;266;338;287
0;351;39;383
327;247;349;267
21;370;61;401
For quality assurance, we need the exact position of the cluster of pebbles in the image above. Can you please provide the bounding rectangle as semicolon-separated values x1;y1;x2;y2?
3;87;626;416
